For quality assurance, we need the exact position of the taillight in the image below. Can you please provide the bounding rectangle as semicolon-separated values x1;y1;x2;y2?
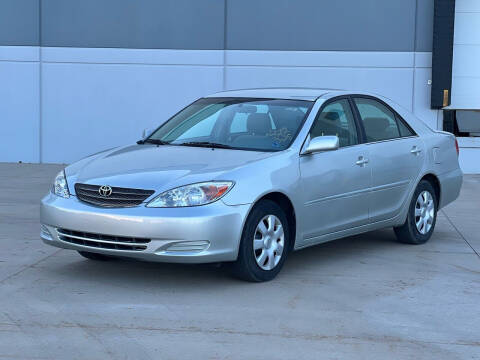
454;137;459;157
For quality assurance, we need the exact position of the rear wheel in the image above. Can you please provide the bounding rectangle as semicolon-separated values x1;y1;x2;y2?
77;251;113;261
394;180;438;244
231;200;290;282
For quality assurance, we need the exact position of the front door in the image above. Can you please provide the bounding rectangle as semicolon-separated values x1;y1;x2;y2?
299;98;371;243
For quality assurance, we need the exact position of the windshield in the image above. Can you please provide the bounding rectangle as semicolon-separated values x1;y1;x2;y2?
147;97;313;151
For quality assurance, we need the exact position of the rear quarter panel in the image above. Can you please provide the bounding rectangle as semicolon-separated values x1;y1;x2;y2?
421;131;463;208
378;95;462;212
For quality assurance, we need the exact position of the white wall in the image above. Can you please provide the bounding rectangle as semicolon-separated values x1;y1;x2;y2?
40;48;224;163
457;138;480;174
451;0;480;109
1;46;442;166
447;0;480;174
0;46;40;163
224;51;438;128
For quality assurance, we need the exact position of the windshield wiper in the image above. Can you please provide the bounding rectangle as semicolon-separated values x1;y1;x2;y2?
177;141;233;149
137;138;170;145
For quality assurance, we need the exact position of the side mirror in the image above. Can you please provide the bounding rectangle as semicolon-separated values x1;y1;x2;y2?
301;135;339;155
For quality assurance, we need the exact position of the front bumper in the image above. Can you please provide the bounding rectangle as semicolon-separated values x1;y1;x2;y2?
40;193;250;263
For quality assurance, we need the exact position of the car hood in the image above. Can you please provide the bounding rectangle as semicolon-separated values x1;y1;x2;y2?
66;144;275;194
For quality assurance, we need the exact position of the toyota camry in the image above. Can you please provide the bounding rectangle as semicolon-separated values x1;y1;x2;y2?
40;88;463;281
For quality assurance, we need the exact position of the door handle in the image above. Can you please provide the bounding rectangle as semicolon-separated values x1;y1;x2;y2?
411;146;422;155
356;156;369;167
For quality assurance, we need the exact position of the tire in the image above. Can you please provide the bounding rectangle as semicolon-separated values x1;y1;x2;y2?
77;251;113;261
231;200;290;282
394;180;438;245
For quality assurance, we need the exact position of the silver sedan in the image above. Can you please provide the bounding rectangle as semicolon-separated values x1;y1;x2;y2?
41;88;463;281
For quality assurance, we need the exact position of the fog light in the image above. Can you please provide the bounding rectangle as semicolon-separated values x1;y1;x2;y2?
158;241;210;254
41;225;53;240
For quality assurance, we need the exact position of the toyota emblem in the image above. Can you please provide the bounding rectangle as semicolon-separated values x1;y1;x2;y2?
99;185;113;197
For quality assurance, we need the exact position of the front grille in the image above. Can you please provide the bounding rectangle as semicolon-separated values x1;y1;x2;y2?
75;183;154;208
57;228;150;251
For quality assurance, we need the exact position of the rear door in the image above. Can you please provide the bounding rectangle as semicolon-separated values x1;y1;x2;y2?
352;96;424;223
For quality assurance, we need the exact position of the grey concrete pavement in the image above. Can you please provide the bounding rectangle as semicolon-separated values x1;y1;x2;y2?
1;163;479;360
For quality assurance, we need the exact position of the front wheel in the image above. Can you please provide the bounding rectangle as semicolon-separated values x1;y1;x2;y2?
231;200;290;282
394;180;438;244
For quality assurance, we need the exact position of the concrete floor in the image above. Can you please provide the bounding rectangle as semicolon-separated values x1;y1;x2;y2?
1;163;479;360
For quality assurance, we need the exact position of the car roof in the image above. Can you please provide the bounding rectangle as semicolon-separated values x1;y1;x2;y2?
206;88;355;101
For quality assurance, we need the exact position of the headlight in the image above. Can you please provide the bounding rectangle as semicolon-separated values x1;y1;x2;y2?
52;170;70;198
146;181;234;208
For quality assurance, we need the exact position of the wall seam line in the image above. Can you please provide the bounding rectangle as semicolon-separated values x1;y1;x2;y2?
0;60;39;63
40;61;225;66
34;62;416;69
411;0;419;113
223;0;227;90
39;0;43;163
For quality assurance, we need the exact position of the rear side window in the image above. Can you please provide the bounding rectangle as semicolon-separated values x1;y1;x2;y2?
397;116;415;137
353;98;399;142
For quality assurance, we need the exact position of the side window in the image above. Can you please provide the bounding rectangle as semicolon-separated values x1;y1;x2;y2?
397;116;415;137
354;98;400;142
310;99;358;147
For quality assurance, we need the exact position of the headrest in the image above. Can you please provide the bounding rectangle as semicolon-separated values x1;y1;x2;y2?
363;117;390;131
269;109;304;133
322;111;340;121
247;113;271;135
